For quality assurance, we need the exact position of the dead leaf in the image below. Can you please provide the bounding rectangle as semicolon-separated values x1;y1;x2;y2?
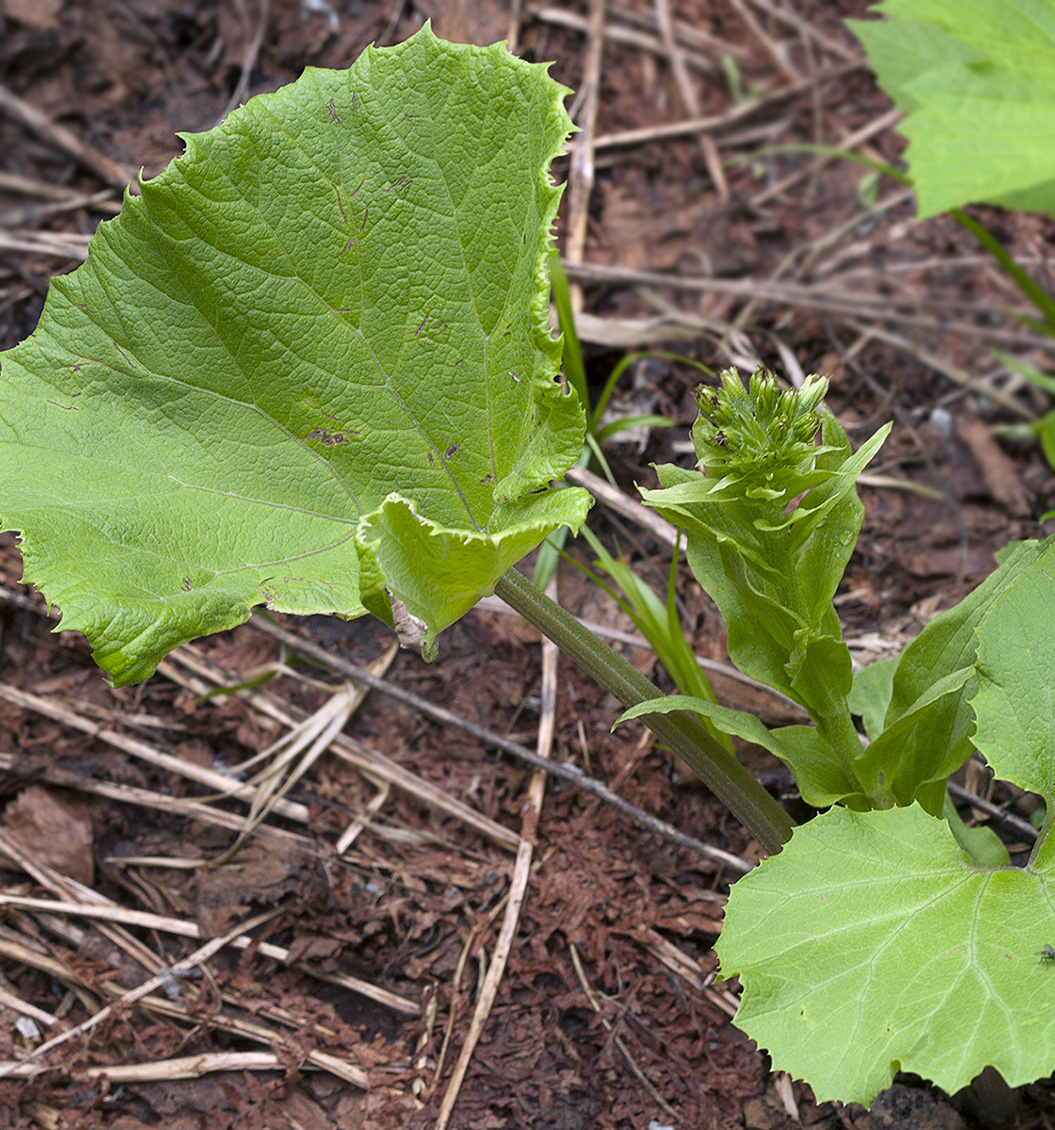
1;0;64;29
191;839;302;937
1;786;94;885
956;410;1032;516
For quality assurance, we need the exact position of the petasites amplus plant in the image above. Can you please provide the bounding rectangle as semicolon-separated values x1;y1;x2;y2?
4;24;1055;1109
621;370;1055;1102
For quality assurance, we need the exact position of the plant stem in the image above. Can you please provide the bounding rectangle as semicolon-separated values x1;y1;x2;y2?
495;567;794;854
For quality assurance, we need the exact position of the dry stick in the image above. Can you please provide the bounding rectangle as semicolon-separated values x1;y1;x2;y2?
652;0;727;202
0;232;90;260
569;942;677;1117
747;0;858;62
532;6;716;73
219;0;270;122
734;105;903;337
0;583;516;851
0;892;419;1016
160;643;520;850
436;581;561;1130
0;905;283;1078
844;320;1031;418
114;987;370;1086
27;900;392;1082
0;826;183;996
0;982;57;1028
566;463;678;548
564;0;607;314
0;682;311;824
750;105;902;208
0;751;315;850
593;59;861;150
248;617;751;871
0;1051;290;1082
729;0;799;80
607;1;753;59
0;84;135;190
560;259;1055;359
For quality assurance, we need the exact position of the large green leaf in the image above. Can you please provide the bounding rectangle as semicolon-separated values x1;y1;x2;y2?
717;804;1055;1104
972;542;1055;802
0;26;590;683
850;1;1055;217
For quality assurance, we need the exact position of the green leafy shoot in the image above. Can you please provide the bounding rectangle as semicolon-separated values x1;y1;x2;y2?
619;369;889;808
610;363;1055;1103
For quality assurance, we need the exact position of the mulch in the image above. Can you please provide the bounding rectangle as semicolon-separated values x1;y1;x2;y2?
1;1;1054;1127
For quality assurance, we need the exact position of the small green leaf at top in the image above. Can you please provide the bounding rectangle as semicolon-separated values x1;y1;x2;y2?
0;26;590;683
717;803;1055;1105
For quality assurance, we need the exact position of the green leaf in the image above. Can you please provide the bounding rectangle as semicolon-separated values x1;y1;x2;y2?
617;695;864;808
972;543;1055;798
0;26;589;683
878;539;1049;785
852;665;975;808
850;1;1055;218
717;804;1055;1105
848;658;897;741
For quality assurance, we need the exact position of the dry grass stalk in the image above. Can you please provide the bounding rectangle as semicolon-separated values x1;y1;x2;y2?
569;941;677;1117
0;1050;287;1081
161;643;520;850
0;891;418;1016
435;579;561;1129
0;906;283;1078
564;0;607;313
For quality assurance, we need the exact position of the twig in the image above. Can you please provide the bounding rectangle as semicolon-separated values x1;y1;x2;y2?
565;0;606;313
0;1051;292;1081
731;0;798;80
218;0;270;122
435;579;560;1129
161;643;520;851
0;83;135;189
0;906;284;1077
0;892;419;1015
569;942;677;1116
566;463;678;548
249;616;752;871
594;60;862;150
560;259;1055;356
532;6;715;73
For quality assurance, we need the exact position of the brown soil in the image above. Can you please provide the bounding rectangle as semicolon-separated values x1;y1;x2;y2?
2;1;1055;1127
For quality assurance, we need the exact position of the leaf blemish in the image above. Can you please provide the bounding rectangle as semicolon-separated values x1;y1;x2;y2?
332;183;347;224
360;205;369;233
305;426;355;446
182;577;193;591
415;315;429;337
113;343;135;368
45;393;82;411
481;473;494;484
339;237;357;257
350;176;364;199
446;443;459;458
509;371;520;382
328;98;341;123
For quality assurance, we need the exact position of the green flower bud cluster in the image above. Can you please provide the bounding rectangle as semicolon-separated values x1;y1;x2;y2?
691;368;829;490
